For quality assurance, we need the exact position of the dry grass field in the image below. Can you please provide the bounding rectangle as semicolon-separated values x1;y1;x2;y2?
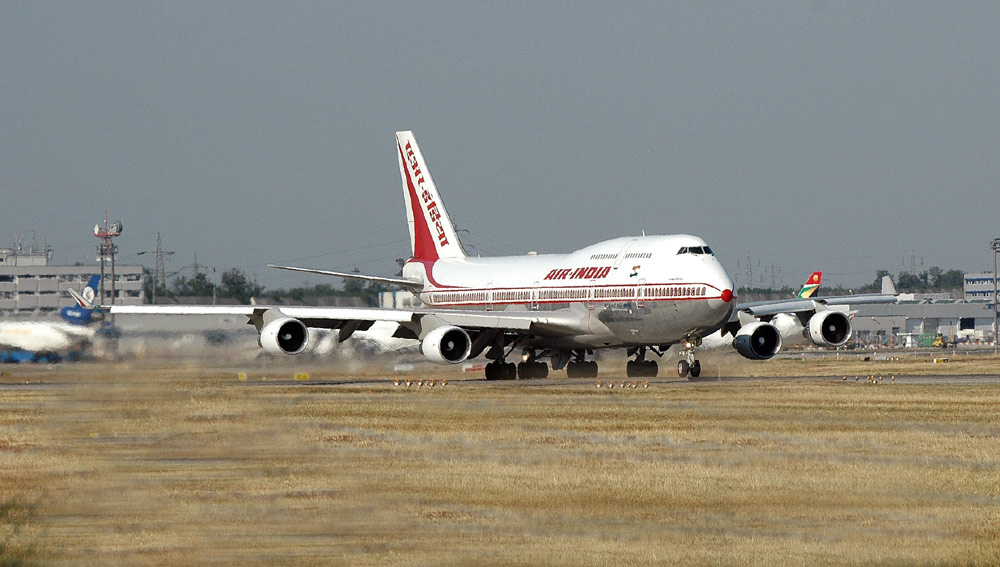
2;352;1000;566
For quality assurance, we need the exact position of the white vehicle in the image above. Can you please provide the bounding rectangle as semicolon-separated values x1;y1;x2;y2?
107;132;893;379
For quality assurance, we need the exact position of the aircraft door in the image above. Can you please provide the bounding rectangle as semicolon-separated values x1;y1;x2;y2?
531;281;539;311
612;239;637;271
587;280;596;310
637;278;646;308
486;283;493;311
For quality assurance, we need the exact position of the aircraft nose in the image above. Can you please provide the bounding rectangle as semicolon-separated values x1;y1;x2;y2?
707;264;736;314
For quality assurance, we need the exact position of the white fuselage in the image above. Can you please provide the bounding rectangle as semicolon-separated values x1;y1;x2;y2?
402;234;735;349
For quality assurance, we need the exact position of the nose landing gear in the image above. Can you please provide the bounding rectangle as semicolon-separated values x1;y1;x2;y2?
676;335;702;379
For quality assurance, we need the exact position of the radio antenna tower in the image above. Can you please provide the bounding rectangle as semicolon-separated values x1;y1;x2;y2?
93;211;123;305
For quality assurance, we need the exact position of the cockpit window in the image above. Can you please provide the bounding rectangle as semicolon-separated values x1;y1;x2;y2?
677;246;715;256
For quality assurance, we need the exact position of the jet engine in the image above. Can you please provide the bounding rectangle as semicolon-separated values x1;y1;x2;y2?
732;321;782;360
420;325;471;364
807;310;852;347
259;317;309;355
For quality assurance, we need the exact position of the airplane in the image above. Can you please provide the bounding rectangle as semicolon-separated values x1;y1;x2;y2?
700;271;897;355
104;131;895;380
0;275;103;361
699;271;824;351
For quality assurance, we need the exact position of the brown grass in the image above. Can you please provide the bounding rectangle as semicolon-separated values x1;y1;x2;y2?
1;355;1000;566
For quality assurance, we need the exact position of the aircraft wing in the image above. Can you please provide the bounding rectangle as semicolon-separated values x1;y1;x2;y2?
734;274;899;320
268;264;423;290
107;304;590;341
736;293;898;319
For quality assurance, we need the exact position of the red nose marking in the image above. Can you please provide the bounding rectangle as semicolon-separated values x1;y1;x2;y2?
720;289;733;303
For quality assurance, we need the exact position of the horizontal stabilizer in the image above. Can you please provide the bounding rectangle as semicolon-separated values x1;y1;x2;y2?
268;264;423;290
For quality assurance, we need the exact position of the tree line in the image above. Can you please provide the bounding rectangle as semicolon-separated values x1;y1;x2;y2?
143;267;387;305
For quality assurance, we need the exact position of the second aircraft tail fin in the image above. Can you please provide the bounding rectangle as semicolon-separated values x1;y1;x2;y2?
796;272;822;299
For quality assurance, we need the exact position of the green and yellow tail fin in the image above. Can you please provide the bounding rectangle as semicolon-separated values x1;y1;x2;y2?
796;272;822;299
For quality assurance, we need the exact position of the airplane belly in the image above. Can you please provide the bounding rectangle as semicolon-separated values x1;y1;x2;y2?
597;300;730;345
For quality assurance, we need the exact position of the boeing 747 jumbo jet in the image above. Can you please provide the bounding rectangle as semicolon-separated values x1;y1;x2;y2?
107;132;896;379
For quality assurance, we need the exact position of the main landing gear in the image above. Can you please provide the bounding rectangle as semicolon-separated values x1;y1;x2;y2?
676;334;702;379
626;346;659;378
517;350;549;379
485;349;548;380
484;360;517;380
565;350;599;378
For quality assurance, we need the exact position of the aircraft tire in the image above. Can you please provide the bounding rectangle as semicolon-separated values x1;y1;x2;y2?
503;362;517;380
628;360;658;378
566;361;596;378
677;360;689;378
566;362;581;378
534;361;549;379
485;362;502;381
518;362;548;379
689;360;701;378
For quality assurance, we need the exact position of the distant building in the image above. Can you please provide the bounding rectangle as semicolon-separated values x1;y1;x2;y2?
0;247;143;316
851;301;995;346
964;272;998;303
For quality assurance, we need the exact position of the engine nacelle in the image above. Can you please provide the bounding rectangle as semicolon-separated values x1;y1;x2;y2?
420;325;471;364
259;317;309;355
732;321;782;360
807;310;852;347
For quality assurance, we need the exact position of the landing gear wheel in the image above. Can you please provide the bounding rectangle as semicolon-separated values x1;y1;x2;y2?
485;362;501;380
517;361;549;379
689;360;701;378
677;360;689;378
627;360;658;378
504;362;517;380
485;361;518;380
567;361;599;378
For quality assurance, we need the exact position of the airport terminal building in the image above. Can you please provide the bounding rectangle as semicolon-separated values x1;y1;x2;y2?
850;301;995;347
0;246;143;316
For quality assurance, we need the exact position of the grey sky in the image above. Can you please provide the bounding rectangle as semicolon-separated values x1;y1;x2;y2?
3;2;998;291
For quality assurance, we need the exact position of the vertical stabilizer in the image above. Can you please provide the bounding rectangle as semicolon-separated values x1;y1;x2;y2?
797;272;822;299
396;131;466;261
880;275;897;296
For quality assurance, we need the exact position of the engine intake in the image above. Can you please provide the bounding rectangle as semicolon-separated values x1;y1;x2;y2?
732;321;782;360
259;317;309;355
808;310;852;347
421;325;471;364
